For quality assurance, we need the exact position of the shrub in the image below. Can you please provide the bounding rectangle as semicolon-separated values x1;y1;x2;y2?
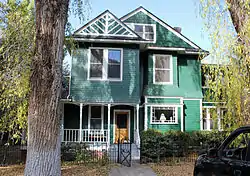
61;142;109;165
140;129;228;163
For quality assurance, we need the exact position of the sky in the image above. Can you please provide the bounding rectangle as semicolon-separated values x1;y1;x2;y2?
65;0;212;66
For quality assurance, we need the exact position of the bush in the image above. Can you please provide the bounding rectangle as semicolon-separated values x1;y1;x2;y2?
140;129;228;163
61;142;109;165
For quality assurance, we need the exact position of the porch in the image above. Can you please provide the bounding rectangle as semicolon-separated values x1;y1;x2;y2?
61;103;141;147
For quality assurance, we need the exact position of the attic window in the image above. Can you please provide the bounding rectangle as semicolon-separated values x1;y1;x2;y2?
133;24;155;41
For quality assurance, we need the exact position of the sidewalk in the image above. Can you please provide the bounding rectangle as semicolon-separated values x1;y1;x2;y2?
109;163;157;176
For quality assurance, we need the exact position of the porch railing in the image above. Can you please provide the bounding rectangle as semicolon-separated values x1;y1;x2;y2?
63;129;108;143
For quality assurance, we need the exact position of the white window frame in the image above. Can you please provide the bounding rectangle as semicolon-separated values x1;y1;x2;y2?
150;105;178;124
88;105;104;130
87;47;123;81
202;107;225;131
126;23;156;42
153;54;173;85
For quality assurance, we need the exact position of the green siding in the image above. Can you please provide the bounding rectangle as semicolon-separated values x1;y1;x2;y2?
145;53;202;98
184;100;201;131
147;106;181;132
71;45;140;103
123;11;194;49
147;97;180;104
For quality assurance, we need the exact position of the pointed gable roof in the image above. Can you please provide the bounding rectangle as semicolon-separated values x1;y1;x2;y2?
120;6;202;50
73;10;142;39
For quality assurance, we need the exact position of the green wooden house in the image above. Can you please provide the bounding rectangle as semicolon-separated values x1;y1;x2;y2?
61;6;210;148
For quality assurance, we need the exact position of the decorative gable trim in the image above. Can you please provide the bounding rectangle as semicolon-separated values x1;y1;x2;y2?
74;10;140;38
120;6;200;49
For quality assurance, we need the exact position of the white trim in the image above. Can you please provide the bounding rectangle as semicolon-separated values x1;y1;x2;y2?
126;23;156;43
88;47;123;81
148;104;182;108
61;103;64;142
203;102;226;104
153;54;173;85
107;104;111;146
136;104;139;131
147;46;208;55
79;103;83;141
144;105;148;130
88;105;104;130
206;108;211;131
121;7;199;49
217;108;221;131
145;96;182;99
72;38;151;44
113;110;131;143
200;99;203;130
183;98;203;101
150;105;179;125
147;46;186;51
75;11;138;38
180;98;184;132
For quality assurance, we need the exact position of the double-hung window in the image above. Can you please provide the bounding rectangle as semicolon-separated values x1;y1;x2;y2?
89;48;122;81
151;106;178;124
89;106;103;129
153;55;173;84
134;24;155;41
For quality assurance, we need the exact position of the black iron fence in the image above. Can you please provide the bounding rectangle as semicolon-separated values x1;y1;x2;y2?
0;145;26;166
0;142;209;166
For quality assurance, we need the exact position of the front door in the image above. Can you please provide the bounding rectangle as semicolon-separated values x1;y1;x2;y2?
115;111;129;143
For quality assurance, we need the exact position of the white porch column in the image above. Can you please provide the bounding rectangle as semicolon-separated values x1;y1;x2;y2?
144;105;148;130
136;104;139;131
61;103;64;142
217;108;221;131
180;98;184;132
206;108;211;131
79;103;83;142
107;104;111;147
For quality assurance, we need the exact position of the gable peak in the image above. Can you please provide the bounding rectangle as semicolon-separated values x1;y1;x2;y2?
74;10;140;38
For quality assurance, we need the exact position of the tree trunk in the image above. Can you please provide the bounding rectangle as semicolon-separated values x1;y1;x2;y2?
24;0;69;175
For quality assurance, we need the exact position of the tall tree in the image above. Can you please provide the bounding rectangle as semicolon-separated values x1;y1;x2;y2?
23;0;69;175
1;0;89;175
199;0;250;130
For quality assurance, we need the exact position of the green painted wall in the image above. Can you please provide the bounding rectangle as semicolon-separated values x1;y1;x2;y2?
70;43;140;103
123;11;194;49
147;106;181;132
144;53;202;98
184;100;201;131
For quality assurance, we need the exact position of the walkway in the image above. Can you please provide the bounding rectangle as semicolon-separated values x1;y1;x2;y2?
109;163;157;176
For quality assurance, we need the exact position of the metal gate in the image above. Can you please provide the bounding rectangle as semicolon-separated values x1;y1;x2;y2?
117;138;132;167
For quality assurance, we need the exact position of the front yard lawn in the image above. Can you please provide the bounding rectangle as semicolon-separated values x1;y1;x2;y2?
149;162;194;176
0;163;109;176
